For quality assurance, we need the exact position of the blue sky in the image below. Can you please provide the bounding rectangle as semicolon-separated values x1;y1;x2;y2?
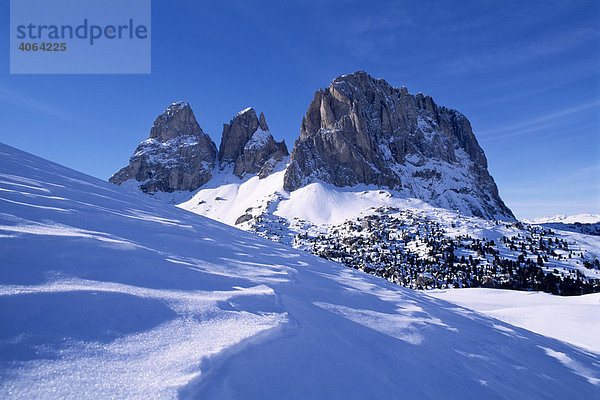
0;0;598;219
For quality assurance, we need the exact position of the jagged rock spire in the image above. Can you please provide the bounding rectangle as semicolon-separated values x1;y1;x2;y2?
110;102;217;193
219;107;288;178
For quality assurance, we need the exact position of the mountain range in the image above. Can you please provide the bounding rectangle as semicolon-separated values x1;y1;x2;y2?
111;71;514;221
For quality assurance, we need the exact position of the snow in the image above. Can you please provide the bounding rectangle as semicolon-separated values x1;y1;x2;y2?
244;128;271;150
174;163;451;228
541;347;600;385
378;143;394;160
426;288;600;354
173;164;599;284
169;101;188;110
178;162;287;226
177;169;439;228
1;142;599;399
109;165;600;284
417;115;437;140
525;214;600;225
236;107;253;116
276;181;431;226
523;214;600;236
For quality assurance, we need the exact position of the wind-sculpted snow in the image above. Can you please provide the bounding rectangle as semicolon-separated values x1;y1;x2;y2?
0;142;599;399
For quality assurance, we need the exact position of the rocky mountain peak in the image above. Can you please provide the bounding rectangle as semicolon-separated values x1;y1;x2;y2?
219;107;288;178
284;71;515;221
149;101;204;142
109;102;217;193
259;112;269;131
219;107;261;163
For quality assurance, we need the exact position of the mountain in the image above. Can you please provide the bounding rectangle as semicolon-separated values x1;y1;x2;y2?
109;101;217;193
526;214;600;225
1;142;599;398
284;71;514;221
111;72;514;222
525;214;600;236
110;104;288;194
218;107;288;178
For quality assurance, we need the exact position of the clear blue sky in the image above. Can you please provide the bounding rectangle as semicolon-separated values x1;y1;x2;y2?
1;0;598;219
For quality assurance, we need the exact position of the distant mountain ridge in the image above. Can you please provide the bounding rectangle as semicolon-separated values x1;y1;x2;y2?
525;214;600;225
110;71;514;221
525;214;600;236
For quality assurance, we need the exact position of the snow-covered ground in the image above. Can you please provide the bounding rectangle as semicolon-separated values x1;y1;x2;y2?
174;163;494;228
427;289;600;354
1;142;600;399
173;161;439;228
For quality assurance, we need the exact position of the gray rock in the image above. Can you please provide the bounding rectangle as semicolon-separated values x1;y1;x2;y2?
219;108;288;178
284;71;515;221
109;102;217;193
235;214;253;225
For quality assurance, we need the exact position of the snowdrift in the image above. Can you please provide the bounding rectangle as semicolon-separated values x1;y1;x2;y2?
0;142;598;399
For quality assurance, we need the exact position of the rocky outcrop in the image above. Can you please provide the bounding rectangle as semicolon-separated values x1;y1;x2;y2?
109;102;217;193
219;107;288;178
284;71;515;221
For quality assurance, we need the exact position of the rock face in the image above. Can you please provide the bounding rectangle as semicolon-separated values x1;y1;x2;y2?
284;71;515;221
219;107;288;178
109;102;217;193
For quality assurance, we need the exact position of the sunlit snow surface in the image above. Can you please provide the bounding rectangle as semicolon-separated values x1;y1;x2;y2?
0;142;599;399
427;289;600;354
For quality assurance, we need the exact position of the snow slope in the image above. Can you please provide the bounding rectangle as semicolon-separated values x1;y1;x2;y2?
174;164;471;227
427;289;600;354
1;142;599;399
175;163;438;227
177;162;289;226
